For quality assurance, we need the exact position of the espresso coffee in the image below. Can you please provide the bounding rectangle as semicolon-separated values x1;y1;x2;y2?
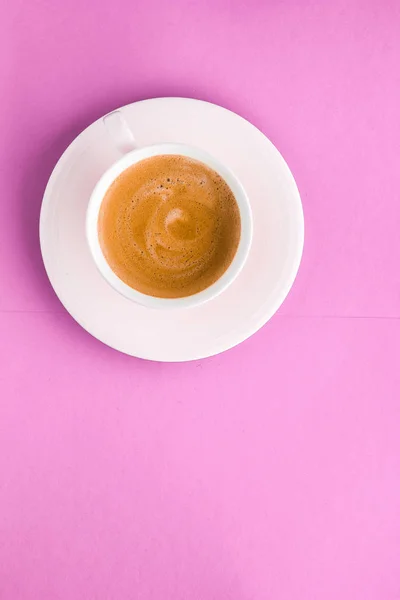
98;155;241;298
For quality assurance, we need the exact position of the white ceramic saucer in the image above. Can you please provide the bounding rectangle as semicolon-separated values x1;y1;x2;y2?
40;98;304;361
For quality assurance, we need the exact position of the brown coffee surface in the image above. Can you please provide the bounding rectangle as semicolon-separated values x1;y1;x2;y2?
98;155;241;298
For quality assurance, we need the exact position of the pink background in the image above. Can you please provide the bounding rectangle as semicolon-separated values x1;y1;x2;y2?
1;1;400;598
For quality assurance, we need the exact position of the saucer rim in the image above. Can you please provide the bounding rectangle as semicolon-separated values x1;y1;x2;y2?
40;97;304;361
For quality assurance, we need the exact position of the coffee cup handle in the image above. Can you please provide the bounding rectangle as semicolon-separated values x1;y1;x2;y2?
103;110;136;155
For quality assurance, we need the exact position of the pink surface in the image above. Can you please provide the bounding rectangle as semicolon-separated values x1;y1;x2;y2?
1;1;400;599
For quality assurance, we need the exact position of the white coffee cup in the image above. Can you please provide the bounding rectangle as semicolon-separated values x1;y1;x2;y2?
86;111;253;309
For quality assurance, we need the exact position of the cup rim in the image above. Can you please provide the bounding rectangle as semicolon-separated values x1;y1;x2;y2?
86;142;253;310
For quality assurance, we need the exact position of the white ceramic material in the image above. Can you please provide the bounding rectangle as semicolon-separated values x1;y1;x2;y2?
86;133;253;309
40;98;304;361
